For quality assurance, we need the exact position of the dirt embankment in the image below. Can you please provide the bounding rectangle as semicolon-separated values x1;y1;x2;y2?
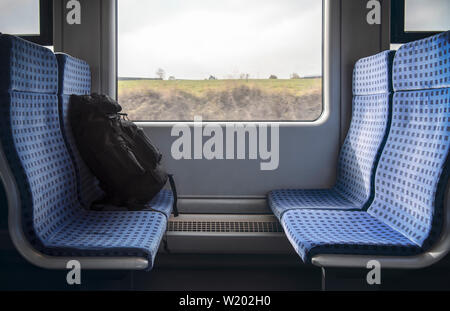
119;84;322;121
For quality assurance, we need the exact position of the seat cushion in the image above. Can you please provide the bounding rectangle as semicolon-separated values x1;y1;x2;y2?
142;189;173;219
56;53;91;95
269;189;358;220
368;88;450;249
55;53;105;207
282;209;420;263
96;189;174;219
44;210;167;270
334;54;394;206
334;93;392;206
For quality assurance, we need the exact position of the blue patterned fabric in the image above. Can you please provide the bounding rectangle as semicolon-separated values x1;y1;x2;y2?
269;189;358;220
393;31;450;91
0;91;82;249
334;93;392;206
368;88;450;248
144;189;173;219
353;50;395;95
0;35;58;94
45;210;167;269
269;52;394;219
0;35;169;268
56;53;91;95
56;53;105;207
282;209;420;263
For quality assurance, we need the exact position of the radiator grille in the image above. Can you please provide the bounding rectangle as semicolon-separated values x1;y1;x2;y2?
167;221;283;233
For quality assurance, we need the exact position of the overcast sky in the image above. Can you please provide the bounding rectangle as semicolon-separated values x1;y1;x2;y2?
118;0;322;79
0;0;39;35
1;0;448;80
405;0;450;32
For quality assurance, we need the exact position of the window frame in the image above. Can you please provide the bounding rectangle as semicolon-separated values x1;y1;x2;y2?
116;0;324;123
391;0;443;44
18;0;53;46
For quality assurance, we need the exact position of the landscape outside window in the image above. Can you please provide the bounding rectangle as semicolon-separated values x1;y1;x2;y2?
118;0;322;121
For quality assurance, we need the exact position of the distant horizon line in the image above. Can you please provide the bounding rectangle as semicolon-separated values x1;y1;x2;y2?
118;75;322;81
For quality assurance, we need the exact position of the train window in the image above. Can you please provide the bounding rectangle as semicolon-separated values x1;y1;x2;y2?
391;0;449;43
0;0;53;46
118;0;323;121
405;0;449;32
0;0;39;35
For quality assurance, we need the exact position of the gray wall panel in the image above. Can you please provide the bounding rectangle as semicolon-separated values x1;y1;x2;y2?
53;0;116;96
140;122;340;197
340;0;391;142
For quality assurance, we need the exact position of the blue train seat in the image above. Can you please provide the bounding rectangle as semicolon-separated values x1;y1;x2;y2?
0;35;172;270
269;50;395;220
280;31;450;264
55;53;104;207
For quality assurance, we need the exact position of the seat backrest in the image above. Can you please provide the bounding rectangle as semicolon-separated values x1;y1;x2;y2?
335;51;395;207
56;53;91;95
55;53;104;207
368;31;450;249
0;35;81;249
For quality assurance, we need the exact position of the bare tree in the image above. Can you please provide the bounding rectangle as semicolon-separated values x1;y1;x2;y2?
269;74;278;79
290;72;301;79
240;73;250;81
156;68;166;80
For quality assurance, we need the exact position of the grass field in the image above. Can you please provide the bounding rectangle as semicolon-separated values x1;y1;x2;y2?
118;78;322;121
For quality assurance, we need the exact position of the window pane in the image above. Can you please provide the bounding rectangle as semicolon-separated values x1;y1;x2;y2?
0;0;40;35
118;0;322;121
405;0;450;32
390;44;403;51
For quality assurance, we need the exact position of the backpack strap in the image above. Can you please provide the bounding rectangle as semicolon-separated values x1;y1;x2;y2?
168;174;179;217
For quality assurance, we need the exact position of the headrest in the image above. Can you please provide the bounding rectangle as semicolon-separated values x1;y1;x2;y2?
393;31;450;91
352;50;395;95
56;53;91;95
0;34;58;94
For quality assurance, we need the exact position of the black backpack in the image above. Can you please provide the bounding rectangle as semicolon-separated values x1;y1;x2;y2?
68;93;178;216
